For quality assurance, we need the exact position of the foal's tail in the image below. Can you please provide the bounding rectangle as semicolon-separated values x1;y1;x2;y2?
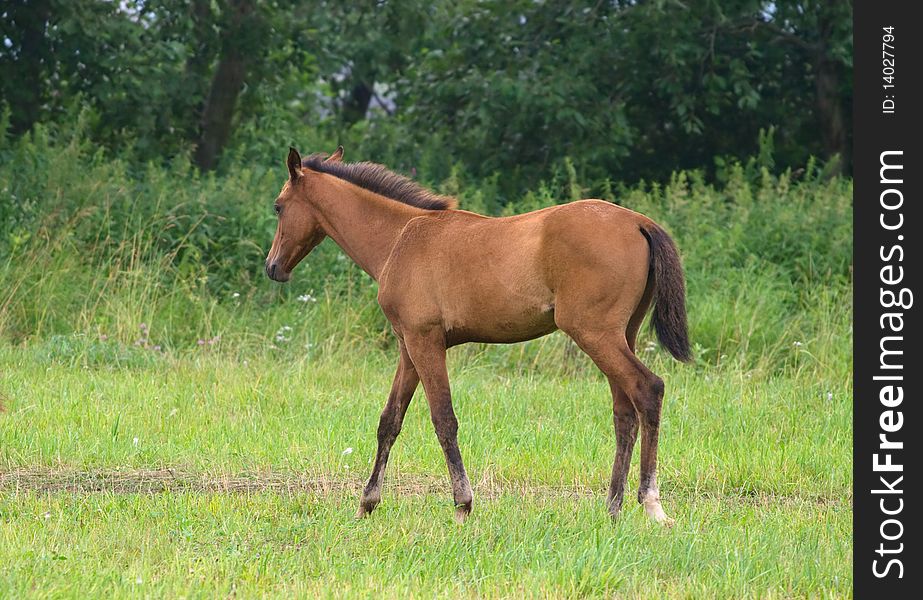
639;223;692;362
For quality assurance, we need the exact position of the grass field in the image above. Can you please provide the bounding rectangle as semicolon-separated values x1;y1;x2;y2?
0;131;852;597
1;338;851;597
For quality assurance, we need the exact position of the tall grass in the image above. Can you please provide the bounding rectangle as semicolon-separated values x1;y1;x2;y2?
0;118;851;379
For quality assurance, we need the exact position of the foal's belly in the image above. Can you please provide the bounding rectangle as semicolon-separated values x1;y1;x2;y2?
444;306;558;346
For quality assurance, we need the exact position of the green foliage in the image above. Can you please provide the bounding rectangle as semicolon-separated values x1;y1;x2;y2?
2;0;852;187
1;0;322;165
358;0;852;195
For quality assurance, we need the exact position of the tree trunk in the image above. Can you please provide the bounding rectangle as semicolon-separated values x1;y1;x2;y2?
813;53;848;172
6;0;52;134
194;51;246;171
812;1;849;173
193;0;253;171
341;81;374;125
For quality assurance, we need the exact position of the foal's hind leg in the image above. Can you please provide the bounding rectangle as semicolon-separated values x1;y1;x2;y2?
600;343;671;526
607;385;638;518
604;310;647;519
561;324;673;526
633;366;671;526
357;342;419;518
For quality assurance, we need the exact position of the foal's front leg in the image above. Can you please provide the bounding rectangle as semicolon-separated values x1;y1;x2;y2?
357;342;419;518
403;332;473;524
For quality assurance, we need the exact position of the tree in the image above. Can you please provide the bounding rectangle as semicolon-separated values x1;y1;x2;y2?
373;0;852;191
758;0;852;171
2;0;852;184
193;0;257;171
311;0;432;126
0;0;53;134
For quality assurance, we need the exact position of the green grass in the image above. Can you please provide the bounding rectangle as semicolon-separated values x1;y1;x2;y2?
1;343;851;597
1;492;848;598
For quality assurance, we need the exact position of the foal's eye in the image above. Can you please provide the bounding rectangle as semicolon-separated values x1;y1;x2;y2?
273;204;282;216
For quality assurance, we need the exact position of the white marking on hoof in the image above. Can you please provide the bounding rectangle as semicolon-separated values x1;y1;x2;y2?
641;493;675;527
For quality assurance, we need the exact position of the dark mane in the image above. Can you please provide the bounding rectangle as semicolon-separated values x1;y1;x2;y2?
302;154;457;210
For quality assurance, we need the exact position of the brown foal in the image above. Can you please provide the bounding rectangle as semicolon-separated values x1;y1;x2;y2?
265;147;691;525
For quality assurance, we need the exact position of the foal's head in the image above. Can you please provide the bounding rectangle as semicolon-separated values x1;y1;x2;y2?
265;146;343;282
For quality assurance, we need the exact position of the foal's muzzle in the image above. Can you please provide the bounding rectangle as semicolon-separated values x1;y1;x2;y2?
265;260;290;282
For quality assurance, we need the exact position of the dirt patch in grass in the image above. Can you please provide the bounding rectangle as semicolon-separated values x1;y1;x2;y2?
1;467;443;496
0;467;597;500
0;467;848;507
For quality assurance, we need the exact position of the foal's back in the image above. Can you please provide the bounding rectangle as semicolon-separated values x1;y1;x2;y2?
378;200;654;345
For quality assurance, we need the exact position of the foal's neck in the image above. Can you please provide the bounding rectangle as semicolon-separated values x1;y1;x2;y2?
309;175;428;281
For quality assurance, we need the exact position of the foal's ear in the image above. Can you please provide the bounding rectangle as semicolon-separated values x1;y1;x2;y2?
287;147;302;181
325;145;344;163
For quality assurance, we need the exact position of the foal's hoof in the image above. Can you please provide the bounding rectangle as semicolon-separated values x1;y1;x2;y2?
356;497;380;519
607;498;624;522
642;498;675;527
454;504;472;524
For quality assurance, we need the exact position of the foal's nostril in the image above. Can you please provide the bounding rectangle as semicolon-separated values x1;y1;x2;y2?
269;263;277;279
